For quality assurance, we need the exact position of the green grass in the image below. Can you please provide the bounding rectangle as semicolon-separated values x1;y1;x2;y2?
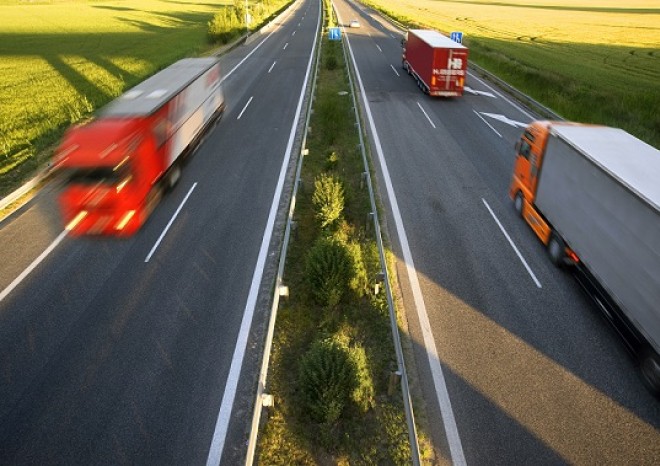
0;0;234;196
0;0;293;198
256;31;412;465
360;0;660;148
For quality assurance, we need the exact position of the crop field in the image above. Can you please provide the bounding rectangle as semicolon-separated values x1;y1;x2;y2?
0;0;234;196
361;0;660;148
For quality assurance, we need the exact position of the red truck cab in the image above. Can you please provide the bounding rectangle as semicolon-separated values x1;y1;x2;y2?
56;119;155;235
54;57;224;236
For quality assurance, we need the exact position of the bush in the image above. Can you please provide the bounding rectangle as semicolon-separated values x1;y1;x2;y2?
325;53;338;70
306;237;353;308
312;173;344;229
208;8;243;44
316;94;344;146
325;150;339;170
299;337;357;424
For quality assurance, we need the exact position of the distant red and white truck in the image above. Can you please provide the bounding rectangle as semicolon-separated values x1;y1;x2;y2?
402;29;468;96
54;57;225;236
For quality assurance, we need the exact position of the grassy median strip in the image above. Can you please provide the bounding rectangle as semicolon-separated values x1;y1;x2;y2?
256;7;412;464
359;0;660;149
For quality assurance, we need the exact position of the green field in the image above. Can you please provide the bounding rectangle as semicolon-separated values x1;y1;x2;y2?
0;0;236;196
361;0;660;148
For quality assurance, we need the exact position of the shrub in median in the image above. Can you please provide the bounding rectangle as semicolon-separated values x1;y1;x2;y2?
299;337;357;424
312;172;344;230
306;237;353;308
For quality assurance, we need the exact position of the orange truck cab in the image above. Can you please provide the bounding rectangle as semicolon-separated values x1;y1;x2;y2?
509;120;660;392
509;121;582;264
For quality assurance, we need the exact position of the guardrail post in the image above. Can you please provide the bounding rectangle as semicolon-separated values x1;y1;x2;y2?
388;370;402;396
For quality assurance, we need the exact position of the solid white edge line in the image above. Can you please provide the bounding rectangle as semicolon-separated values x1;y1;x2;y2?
0;230;68;303
268;60;277;73
336;5;466;466
144;183;197;263
390;64;400;77
417;102;436;129
473;110;502;138
237;96;254;120
204;0;320;463
482;198;542;288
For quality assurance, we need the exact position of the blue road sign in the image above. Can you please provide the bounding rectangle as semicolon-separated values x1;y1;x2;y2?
450;31;463;44
329;27;341;41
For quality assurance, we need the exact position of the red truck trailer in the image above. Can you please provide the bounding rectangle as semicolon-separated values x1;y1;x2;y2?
54;58;225;236
402;29;468;97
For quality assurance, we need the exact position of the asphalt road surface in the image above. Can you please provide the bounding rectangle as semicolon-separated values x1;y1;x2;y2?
0;0;320;464
334;0;660;465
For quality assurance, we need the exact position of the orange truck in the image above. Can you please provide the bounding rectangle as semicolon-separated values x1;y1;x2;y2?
54;58;225;236
401;29;468;97
510;121;660;391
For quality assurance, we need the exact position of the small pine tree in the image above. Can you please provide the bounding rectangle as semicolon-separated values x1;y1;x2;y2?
312;173;344;229
298;337;357;424
306;237;353;308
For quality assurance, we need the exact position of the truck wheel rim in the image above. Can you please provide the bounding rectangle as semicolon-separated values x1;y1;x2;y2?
515;193;523;214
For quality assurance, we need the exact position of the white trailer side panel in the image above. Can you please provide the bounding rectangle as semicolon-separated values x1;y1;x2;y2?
536;133;660;352
168;64;224;166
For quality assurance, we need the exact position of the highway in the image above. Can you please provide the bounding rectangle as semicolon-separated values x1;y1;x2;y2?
334;0;660;465
0;0;320;464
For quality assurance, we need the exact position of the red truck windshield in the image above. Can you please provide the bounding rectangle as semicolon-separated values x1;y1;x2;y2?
64;166;129;186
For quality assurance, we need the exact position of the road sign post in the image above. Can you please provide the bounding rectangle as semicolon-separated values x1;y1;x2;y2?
329;27;341;41
450;31;463;44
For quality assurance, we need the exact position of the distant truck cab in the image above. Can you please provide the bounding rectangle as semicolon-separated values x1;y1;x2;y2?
402;29;468;97
510;121;660;392
54;58;225;236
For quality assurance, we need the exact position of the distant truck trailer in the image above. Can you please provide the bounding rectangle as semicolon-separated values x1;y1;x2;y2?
54;57;225;235
509;121;660;392
402;29;468;97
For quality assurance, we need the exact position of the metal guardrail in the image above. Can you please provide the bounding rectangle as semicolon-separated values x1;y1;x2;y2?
334;1;422;464
243;0;324;463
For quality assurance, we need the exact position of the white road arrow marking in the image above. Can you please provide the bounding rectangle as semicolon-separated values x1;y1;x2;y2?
464;86;496;98
479;112;528;128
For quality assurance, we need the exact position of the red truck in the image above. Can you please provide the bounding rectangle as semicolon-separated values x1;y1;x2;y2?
402;29;468;97
54;57;225;235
